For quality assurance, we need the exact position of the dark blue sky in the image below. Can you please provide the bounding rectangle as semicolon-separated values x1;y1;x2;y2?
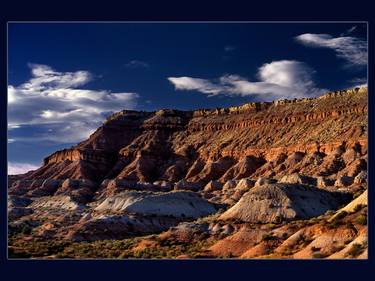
7;23;367;173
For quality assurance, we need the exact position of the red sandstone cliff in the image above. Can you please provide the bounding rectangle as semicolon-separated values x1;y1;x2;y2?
14;87;367;191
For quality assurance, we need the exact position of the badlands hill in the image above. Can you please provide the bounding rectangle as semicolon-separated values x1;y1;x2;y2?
8;87;368;259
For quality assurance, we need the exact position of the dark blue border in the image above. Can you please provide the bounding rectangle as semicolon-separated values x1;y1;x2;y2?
1;0;374;280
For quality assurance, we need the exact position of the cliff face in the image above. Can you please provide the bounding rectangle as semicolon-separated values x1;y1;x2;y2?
19;87;367;187
8;87;368;259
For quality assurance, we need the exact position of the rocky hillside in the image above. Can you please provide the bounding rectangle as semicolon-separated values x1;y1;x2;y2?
8;87;368;259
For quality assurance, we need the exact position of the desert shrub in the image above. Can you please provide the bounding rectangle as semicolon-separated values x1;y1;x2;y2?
8;247;31;258
335;211;348;221
327;211;348;229
8;224;32;236
307;217;320;226
274;215;283;224
311;246;321;252
8;240;69;258
344;239;353;245
353;190;365;199
281;248;294;256
325;210;335;216
355;214;367;225
330;244;345;253
133;247;163;259
353;204;365;213
264;248;274;255
21;226;32;235
265;223;276;229
345;221;356;230
221;253;234;258
312;252;327;259
347;243;365;258
217;232;229;240
118;237;215;259
299;236;313;247
262;233;276;241
327;220;341;229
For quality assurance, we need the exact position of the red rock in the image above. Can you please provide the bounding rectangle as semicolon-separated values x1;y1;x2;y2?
13;88;366;187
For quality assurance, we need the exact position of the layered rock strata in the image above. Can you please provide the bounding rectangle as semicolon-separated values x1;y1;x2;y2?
11;87;367;197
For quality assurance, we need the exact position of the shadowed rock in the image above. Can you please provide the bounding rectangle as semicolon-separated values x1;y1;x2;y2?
279;173;316;185
204;180;223;192
354;171;367;184
334;176;354;187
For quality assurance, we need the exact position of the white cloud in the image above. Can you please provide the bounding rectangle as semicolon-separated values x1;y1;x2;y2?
8;162;40;175
168;60;326;101
167;77;223;95
8;64;139;144
295;33;367;66
25;63;92;90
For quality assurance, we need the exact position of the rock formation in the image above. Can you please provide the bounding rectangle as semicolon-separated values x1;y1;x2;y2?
219;183;351;223
95;191;216;218
13;87;367;189
8;87;368;259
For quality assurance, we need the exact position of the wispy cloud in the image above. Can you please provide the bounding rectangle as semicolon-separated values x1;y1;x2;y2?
8;162;40;175
168;60;326;101
125;60;150;68
341;26;357;36
295;33;367;66
349;77;367;88
224;45;236;52
8;64;139;144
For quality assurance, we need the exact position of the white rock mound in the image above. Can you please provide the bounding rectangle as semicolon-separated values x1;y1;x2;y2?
220;183;349;223
95;190;216;218
279;173;315;185
30;195;86;211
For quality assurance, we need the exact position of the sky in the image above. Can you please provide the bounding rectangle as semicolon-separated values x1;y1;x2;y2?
7;22;367;174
